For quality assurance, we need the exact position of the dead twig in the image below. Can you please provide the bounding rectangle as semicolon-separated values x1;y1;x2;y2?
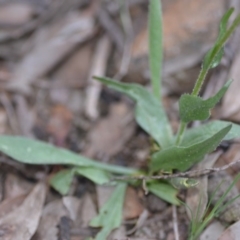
114;0;133;80
112;159;240;181
0;92;19;134
85;35;111;120
172;205;180;240
97;6;124;52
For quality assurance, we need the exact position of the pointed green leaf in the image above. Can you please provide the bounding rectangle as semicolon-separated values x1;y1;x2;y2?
148;181;180;205
179;80;231;123
148;0;163;99
150;125;231;172
182;120;240;146
202;8;234;69
74;167;110;185
50;167;110;195
50;169;74;195
90;183;127;240
95;77;173;148
0;136;137;175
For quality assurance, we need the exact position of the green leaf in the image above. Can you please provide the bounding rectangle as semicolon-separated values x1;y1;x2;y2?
90;183;127;240
50;169;74;195
179;80;231;123
148;0;163;99
202;9;240;70
0;136;137;175
74;167;110;185
182;120;240;146
50;167;110;195
148;181;180;205
95;77;173;148
202;8;234;69
150;125;231;172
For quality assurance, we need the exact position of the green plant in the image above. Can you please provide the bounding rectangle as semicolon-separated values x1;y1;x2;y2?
0;1;240;240
188;173;240;240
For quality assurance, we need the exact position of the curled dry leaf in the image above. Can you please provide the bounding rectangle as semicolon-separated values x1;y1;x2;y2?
0;182;47;240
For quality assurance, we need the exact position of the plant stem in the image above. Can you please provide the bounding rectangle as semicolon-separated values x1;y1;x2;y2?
91;161;138;175
175;122;186;145
191;67;208;96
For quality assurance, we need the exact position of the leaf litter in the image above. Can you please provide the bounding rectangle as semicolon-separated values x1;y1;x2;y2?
0;0;240;239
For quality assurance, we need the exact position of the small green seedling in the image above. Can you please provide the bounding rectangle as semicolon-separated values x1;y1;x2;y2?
0;1;240;239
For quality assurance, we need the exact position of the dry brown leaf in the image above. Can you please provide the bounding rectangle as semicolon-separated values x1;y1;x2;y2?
4;173;33;200
200;221;225;240
47;104;73;147
33;199;68;240
0;3;35;27
63;196;82;222
222;51;240;121
80;194;97;227
52;43;93;87
218;220;240;240
123;187;144;220
84;102;135;159
96;185;115;208
7;11;95;94
0;108;7;134
0;182;47;240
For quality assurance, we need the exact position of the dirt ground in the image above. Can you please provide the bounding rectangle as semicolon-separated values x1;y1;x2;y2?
1;0;240;239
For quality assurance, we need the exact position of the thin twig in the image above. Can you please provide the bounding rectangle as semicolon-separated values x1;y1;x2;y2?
114;0;133;80
172;205;180;240
85;35;111;120
0;93;19;134
112;159;240;181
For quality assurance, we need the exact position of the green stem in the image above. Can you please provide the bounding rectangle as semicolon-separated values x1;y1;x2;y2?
175;122;186;145
89;161;138;175
191;67;208;96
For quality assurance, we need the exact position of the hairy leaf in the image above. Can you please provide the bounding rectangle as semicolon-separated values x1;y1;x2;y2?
179;80;231;123
148;181;180;205
90;183;127;240
182;120;240;146
148;0;163;99
150;125;231;172
0;136;136;175
95;77;173;148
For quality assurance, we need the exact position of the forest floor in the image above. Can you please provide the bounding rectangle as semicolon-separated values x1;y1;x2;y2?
0;0;240;239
